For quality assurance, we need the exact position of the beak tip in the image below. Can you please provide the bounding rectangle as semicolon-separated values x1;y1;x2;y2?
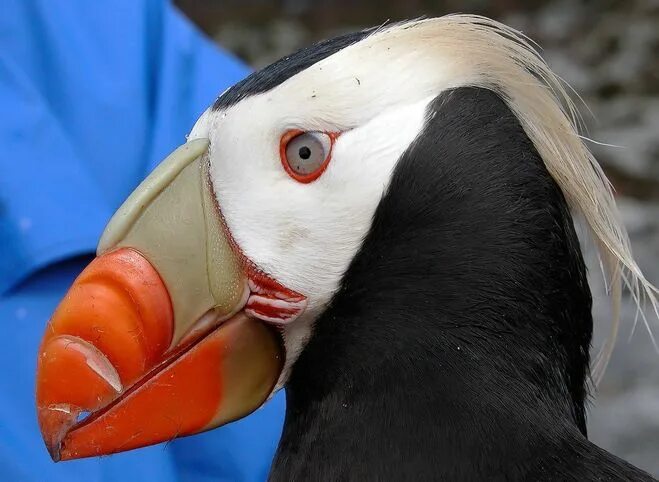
37;406;76;463
46;443;62;463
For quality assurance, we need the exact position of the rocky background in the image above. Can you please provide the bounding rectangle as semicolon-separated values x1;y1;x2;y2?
176;0;659;474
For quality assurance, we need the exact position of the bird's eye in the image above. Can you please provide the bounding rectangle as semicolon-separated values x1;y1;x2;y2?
280;130;335;183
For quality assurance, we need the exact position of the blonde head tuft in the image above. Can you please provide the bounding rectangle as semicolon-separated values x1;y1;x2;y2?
366;15;659;381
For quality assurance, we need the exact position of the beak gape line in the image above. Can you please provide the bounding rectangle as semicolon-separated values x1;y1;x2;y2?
36;139;303;461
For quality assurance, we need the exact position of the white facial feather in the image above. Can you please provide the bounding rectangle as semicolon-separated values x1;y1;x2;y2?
190;14;657;386
193;96;430;385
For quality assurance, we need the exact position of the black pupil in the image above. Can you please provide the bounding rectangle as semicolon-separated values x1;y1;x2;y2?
298;146;312;160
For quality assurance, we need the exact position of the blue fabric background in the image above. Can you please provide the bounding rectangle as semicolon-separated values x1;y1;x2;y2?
0;1;284;480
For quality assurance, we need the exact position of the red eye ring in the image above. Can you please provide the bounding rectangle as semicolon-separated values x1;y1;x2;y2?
279;129;339;183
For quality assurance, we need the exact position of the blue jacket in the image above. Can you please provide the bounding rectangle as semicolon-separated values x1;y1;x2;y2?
0;1;284;480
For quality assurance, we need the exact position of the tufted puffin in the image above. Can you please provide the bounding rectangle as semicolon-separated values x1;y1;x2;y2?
36;15;658;481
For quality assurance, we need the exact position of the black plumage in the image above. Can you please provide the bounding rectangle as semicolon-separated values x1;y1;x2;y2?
213;29;371;111
269;88;655;481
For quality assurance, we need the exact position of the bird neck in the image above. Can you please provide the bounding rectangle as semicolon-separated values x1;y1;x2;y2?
271;359;654;481
271;307;587;481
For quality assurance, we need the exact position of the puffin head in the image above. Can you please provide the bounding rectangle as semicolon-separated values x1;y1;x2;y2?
36;15;657;462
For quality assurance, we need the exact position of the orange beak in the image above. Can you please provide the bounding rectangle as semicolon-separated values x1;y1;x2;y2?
36;140;285;461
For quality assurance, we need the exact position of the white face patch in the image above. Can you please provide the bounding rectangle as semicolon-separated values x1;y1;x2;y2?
192;96;430;387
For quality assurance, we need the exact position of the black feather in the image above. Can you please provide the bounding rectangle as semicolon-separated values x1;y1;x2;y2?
270;88;655;481
213;29;372;111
